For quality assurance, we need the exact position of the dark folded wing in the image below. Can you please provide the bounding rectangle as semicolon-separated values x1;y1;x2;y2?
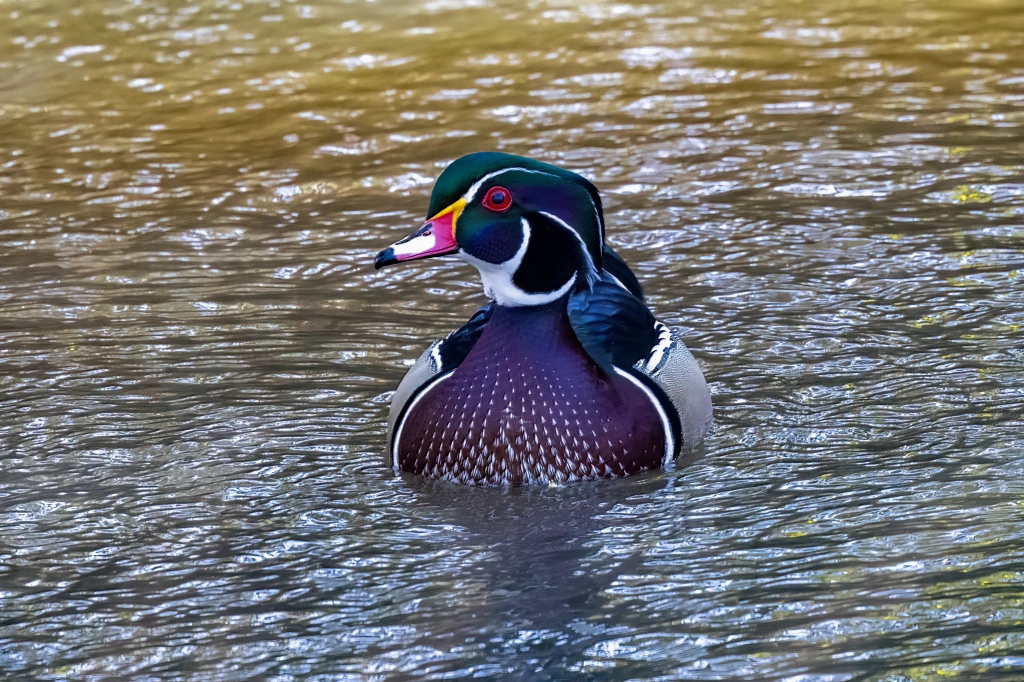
437;301;495;372
602;244;644;300
567;275;657;370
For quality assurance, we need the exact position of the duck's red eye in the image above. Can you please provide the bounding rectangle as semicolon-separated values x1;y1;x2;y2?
482;186;513;212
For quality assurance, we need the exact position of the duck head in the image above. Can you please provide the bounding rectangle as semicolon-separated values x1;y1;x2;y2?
375;152;605;306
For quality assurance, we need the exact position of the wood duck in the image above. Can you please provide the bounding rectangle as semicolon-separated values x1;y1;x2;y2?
375;152;711;486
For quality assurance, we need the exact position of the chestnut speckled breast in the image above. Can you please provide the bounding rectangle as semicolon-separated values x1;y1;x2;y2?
375;152;712;486
393;300;668;485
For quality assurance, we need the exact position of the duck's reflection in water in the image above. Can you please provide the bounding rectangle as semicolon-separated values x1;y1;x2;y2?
396;452;703;672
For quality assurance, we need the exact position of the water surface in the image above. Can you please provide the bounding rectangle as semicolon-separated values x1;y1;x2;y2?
2;0;1024;679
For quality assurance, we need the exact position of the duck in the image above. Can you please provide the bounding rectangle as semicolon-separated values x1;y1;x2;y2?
374;152;712;486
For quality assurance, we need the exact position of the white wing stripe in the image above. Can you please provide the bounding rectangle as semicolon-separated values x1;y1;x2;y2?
645;322;673;372
391;370;454;473
537;210;599;287
613;367;675;465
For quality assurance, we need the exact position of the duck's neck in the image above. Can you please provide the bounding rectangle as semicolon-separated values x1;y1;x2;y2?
467;296;589;366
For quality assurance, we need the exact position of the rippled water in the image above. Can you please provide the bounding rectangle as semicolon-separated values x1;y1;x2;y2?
3;0;1024;678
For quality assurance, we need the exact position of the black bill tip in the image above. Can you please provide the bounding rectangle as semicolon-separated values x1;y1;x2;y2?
374;247;398;270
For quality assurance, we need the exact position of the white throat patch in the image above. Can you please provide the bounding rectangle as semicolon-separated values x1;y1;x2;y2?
459;217;576;307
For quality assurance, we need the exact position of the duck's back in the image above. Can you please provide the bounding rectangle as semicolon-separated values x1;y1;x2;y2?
392;300;669;485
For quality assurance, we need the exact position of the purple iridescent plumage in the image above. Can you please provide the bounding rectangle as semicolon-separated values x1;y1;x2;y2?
394;299;667;485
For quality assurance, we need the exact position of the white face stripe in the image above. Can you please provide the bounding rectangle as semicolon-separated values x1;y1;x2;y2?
458;217;577;306
514;216;532;267
465;267;576;307
462;166;604;244
537;210;599;288
613;367;676;465
463;167;543;203
391;369;454;473
459;167;604;305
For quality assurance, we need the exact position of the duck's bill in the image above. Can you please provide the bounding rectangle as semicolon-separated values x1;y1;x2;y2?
374;199;465;270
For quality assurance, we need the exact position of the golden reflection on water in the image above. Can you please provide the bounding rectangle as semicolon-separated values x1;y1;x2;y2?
2;0;1024;679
